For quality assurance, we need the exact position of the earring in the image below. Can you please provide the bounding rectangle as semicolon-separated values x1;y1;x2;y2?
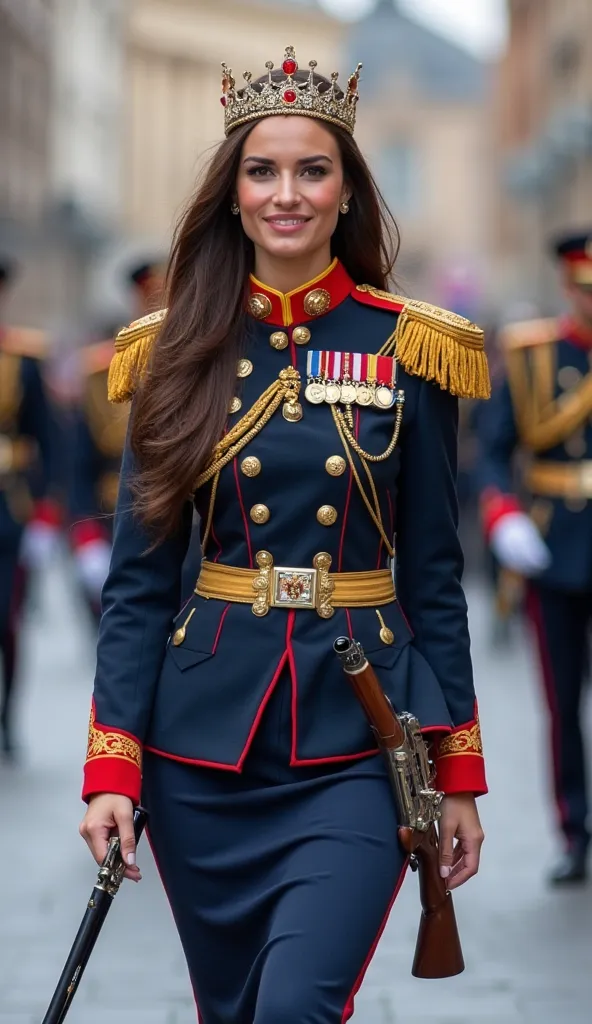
339;201;350;215
231;202;240;215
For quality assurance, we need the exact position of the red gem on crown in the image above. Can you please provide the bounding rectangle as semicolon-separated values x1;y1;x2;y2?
220;95;228;107
282;58;298;75
283;89;297;104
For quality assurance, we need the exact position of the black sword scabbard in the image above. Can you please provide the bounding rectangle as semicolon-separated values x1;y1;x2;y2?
41;807;148;1024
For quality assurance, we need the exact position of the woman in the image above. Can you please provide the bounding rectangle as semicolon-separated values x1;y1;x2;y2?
80;49;488;1023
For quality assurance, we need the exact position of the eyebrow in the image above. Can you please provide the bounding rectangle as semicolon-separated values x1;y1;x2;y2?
243;155;334;166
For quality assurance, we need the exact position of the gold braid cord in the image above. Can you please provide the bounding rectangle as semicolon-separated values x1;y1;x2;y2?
366;290;490;401
86;705;142;770
195;367;301;489
437;719;483;759
107;309;168;403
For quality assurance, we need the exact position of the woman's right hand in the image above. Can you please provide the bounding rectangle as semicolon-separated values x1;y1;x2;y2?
79;793;142;882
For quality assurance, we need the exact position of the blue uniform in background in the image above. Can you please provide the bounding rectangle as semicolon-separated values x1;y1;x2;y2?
0;328;60;755
479;313;592;874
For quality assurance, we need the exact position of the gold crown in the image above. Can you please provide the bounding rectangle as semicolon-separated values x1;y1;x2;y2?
221;46;362;137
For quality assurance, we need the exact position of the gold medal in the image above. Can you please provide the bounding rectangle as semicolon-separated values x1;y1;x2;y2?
356;383;374;406
374;385;394;409
324;382;341;404
340;382;357;405
305;382;326;404
283;401;303;422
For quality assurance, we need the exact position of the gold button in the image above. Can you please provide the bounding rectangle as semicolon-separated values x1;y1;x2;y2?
303;288;331;317
241;456;261;477
250;503;270;524
237;358;253;378
317;504;338;526
558;365;583;390
248;293;272;319
269;331;289;351
292;326;311;345
229;396;242;414
325;455;346;477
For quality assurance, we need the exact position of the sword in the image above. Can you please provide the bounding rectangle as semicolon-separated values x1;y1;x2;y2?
41;806;148;1024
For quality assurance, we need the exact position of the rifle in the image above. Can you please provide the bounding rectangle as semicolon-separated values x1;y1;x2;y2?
334;637;464;979
41;807;148;1023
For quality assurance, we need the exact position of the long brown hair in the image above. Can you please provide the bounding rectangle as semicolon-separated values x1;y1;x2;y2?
131;75;400;539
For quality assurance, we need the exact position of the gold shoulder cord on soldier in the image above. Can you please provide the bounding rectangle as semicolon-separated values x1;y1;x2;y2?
501;317;592;452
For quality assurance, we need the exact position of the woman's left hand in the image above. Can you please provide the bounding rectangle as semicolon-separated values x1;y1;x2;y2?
438;792;485;890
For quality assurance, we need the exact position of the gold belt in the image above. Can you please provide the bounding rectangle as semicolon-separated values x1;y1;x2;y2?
195;552;395;619
526;460;592;500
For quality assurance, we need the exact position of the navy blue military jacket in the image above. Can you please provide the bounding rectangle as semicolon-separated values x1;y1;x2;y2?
83;261;488;803
479;316;592;591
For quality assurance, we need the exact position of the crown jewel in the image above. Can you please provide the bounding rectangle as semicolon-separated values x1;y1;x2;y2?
221;46;362;137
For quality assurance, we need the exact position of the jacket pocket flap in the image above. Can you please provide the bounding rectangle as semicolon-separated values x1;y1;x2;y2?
168;646;215;672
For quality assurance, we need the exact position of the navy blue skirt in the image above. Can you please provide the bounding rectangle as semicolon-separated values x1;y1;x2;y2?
142;671;408;1024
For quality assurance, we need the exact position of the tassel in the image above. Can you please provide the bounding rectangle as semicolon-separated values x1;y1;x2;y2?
107;309;166;403
394;300;490;400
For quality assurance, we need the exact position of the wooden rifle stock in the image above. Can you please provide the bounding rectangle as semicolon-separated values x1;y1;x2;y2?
334;637;464;979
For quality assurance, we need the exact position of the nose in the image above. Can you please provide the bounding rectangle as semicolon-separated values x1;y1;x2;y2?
273;171;300;208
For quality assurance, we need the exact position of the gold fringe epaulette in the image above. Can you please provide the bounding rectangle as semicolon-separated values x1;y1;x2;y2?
0;326;47;360
373;293;490;400
499;317;559;350
107;308;167;403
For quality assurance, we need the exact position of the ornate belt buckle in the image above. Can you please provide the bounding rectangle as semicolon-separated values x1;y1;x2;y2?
271;566;317;609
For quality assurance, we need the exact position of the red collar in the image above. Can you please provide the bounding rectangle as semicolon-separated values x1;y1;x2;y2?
247;258;354;327
560;315;592;350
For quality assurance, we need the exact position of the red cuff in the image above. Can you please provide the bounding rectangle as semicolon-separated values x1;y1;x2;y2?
33;498;63;528
70;519;110;551
480;487;521;541
82;702;142;804
433;714;488;796
82;755;142;804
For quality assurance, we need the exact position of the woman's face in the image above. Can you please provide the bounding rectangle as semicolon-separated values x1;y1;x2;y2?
235;116;350;265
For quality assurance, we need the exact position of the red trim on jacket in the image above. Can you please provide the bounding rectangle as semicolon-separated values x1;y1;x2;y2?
247;259;354;327
480;486;522;541
82;700;143;804
432;706;487;796
350;287;405;315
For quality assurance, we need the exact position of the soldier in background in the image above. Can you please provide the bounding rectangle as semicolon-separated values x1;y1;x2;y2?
0;258;61;757
479;231;592;884
69;261;165;622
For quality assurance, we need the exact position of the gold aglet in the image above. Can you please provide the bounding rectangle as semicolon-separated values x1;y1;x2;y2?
172;607;196;646
375;609;394;645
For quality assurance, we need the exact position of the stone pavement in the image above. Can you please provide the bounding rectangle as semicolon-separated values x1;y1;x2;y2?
0;559;591;1023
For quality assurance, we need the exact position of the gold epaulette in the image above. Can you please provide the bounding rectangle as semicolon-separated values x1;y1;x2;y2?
500;317;559;350
107;308;167;403
370;291;490;400
0;326;47;360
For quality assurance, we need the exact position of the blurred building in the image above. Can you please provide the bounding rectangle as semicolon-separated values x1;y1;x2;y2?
350;0;493;317
123;0;344;243
494;0;592;310
0;0;53;324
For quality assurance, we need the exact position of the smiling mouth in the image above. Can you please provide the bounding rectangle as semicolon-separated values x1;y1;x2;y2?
264;216;312;226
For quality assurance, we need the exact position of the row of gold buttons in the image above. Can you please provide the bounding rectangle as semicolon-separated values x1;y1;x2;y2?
269;327;311;350
249;503;339;526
